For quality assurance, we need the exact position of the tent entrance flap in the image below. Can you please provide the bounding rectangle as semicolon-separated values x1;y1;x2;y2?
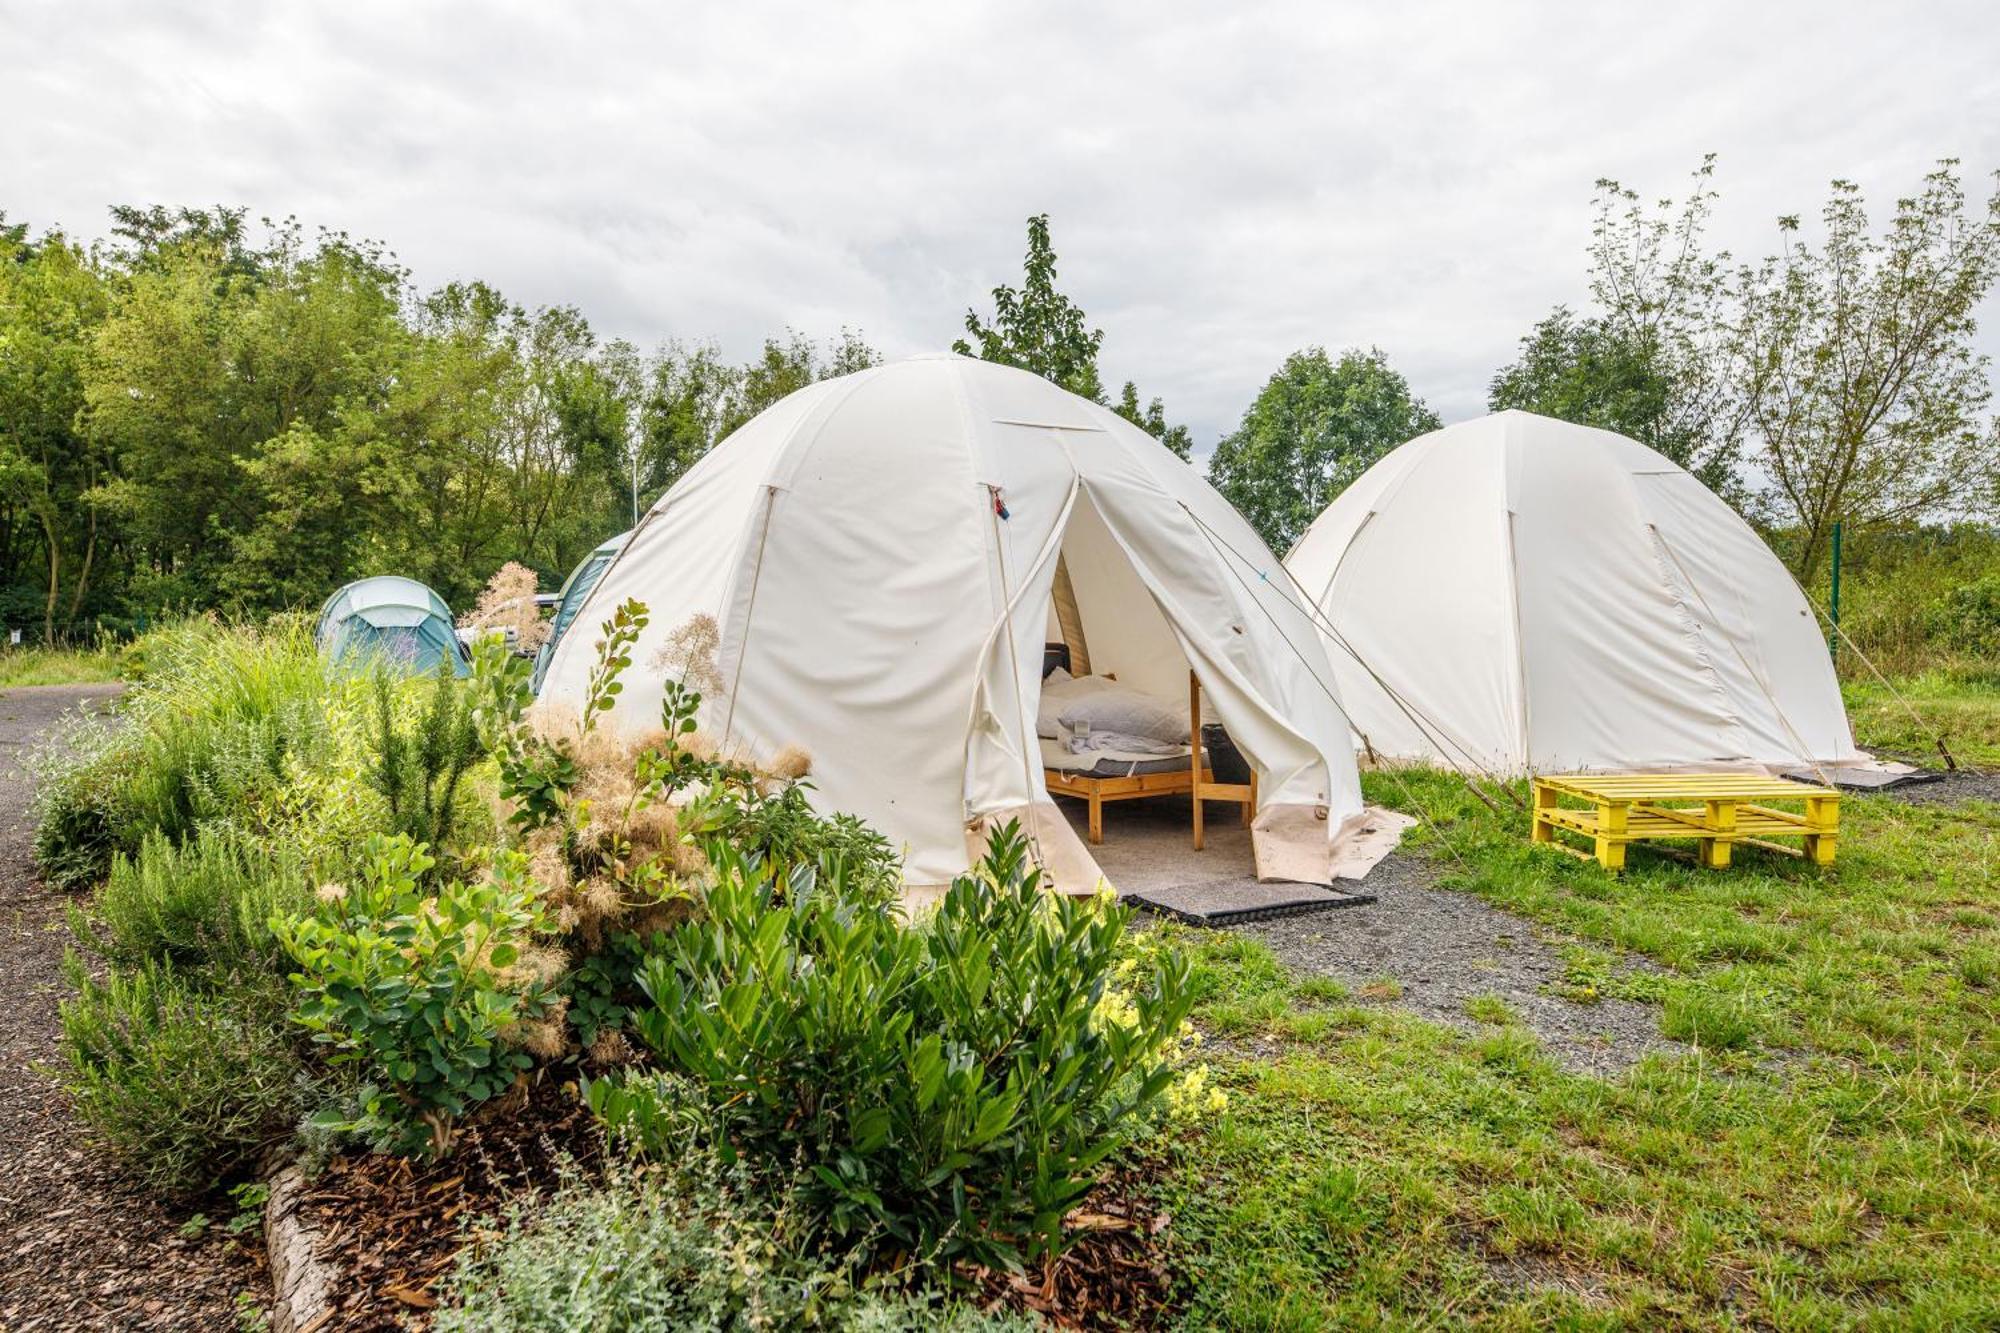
1039;481;1349;885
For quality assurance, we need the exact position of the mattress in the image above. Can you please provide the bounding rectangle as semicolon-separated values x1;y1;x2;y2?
1040;736;1200;779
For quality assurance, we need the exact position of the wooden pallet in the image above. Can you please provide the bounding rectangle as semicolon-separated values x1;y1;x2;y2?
1532;772;1839;872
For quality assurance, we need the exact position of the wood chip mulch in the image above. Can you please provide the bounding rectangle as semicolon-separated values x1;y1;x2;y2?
973;1168;1180;1331
294;1073;598;1331
297;1073;1179;1332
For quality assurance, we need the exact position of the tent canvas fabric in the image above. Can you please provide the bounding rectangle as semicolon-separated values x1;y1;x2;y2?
1284;410;1861;778
539;354;1373;897
316;575;469;677
533;529;631;692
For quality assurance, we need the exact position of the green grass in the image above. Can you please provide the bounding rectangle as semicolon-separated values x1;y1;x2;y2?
1144;766;2000;1328
1844;665;2000;769
0;645;122;688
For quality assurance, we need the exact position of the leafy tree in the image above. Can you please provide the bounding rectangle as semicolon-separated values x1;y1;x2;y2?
0;204;884;630
1207;348;1440;553
1112;382;1194;461
956;214;1193;459
1487;307;1737;489
636;339;738;502
1582;157;1750;487
955;214;1104;400
84;222;409;607
0;226;113;638
1738;162;2000;579
718;327;881;440
633;330;882;504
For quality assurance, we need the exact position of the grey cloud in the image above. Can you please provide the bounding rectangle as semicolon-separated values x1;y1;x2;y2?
5;0;1997;449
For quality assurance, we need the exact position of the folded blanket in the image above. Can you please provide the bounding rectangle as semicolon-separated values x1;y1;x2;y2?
1062;730;1186;756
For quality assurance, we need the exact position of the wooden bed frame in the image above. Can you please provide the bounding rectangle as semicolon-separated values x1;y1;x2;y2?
1043;671;1255;845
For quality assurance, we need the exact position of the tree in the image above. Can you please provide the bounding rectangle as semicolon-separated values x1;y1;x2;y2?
1583;157;1750;487
1207;348;1441;553
719;327;881;440
955;214;1104;400
1487;307;1735;489
956;214;1192;459
0;227;113;638
1111;383;1193;461
635;338;737;502
1738;161;2000;579
629;329;883;508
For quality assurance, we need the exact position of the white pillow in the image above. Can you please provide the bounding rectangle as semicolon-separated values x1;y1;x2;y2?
1036;671;1115;738
1056;683;1189;744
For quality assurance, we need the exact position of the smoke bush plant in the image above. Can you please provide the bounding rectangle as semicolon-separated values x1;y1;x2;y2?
607;824;1192;1272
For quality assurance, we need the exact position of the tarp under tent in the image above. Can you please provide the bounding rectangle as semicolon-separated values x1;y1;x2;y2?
532;529;632;692
316;575;470;678
540;353;1384;898
1284;410;1862;777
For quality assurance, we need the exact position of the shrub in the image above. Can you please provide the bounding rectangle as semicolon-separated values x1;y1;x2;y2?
29;709;136;892
365;661;485;861
274;834;560;1157
611;824;1192;1272
469;605;896;1055
1926;574;2000;658
58;957;306;1195
73;828;312;977
112;615;348;847
436;1159;1037;1333
723;784;901;898
30;615;392;889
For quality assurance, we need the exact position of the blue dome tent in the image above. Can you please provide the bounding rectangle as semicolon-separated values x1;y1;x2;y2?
532;529;630;692
316;575;470;677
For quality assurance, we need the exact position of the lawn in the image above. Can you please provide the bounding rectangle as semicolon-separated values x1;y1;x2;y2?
1146;717;1999;1327
0;645;123;688
1844;665;2000;769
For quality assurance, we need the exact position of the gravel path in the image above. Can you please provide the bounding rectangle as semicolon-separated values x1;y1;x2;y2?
0;685;264;1331
1077;793;1684;1077
1878;767;2000;806
1233;852;1686;1077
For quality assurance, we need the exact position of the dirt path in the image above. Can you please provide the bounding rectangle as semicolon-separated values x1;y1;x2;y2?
0;685;265;1331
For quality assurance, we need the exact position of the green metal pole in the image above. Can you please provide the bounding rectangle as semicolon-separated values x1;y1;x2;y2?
1828;520;1843;660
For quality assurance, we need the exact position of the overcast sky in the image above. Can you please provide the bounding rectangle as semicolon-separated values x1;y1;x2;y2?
7;1;1999;450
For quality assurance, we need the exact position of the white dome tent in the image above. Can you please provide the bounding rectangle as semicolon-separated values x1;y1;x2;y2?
541;354;1377;897
1285;410;1862;778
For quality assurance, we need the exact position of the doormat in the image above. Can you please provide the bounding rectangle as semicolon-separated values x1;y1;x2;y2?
1124;878;1375;927
1782;766;1945;792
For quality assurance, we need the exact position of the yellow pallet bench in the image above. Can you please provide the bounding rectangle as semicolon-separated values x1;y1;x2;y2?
1532;772;1839;872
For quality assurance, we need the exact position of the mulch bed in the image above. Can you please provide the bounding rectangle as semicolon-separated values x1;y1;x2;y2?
294;1073;597;1330
294;1071;1178;1331
971;1166;1180;1331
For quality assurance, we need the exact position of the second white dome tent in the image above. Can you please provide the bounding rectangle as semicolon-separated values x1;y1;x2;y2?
539;354;1372;898
1284;410;1861;778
